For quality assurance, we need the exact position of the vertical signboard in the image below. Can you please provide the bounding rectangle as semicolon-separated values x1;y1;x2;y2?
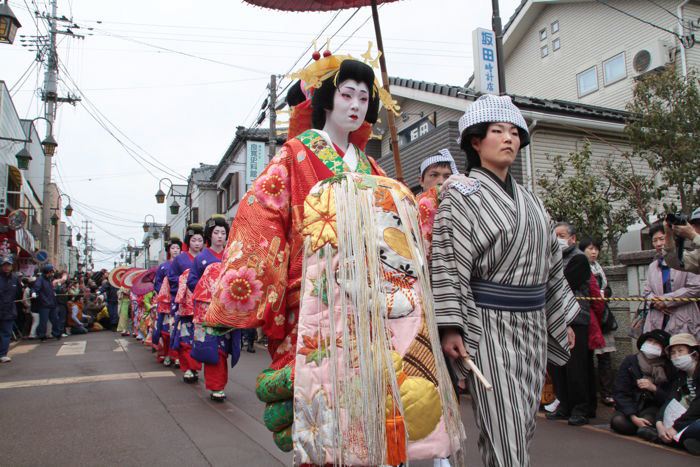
472;28;500;95
0;164;8;215
245;141;267;186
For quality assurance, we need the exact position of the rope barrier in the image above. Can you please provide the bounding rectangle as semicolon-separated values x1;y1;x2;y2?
576;296;700;302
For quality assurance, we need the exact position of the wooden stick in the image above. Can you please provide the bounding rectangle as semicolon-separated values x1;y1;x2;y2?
463;356;493;391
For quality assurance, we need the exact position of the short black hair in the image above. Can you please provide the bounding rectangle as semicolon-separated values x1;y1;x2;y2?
420;161;453;180
649;222;665;239
311;59;380;130
579;237;602;252
459;122;529;171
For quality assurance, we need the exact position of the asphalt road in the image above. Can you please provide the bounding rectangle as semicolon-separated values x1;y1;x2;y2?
1;332;696;466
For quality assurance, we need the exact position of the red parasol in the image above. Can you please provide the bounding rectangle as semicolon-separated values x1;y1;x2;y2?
123;268;145;289
108;265;131;288
131;266;158;296
243;0;405;180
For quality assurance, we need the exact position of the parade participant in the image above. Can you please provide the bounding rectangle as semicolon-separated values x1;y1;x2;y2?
188;214;240;402
153;237;182;366
169;224;204;383
116;286;131;336
416;149;458;260
205;50;465;465
432;94;579;467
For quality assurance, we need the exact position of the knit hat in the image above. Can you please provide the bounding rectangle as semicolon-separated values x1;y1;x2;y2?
457;94;530;147
0;256;13;266
637;329;671;350
690;207;700;224
419;148;458;178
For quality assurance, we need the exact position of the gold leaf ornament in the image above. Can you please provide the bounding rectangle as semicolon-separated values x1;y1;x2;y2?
302;188;338;252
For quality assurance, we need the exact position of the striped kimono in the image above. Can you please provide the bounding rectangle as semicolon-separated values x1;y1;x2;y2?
431;168;579;467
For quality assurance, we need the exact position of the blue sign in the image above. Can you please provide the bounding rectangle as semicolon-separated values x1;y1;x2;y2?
34;249;49;264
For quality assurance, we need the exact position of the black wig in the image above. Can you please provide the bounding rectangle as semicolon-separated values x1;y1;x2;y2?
286;80;307;107
311;59;380;130
204;215;230;246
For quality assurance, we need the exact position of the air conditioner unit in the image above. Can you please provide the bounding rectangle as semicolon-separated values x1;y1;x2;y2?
630;40;671;76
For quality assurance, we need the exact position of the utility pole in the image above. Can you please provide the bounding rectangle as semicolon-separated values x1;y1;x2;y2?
491;0;506;94
268;74;277;159
36;0;81;250
82;220;91;272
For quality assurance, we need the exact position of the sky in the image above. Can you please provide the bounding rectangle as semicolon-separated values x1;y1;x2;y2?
2;0;523;269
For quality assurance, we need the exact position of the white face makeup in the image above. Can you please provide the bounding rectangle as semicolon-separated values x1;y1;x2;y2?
169;244;181;258
210;226;227;249
325;79;370;136
189;235;204;254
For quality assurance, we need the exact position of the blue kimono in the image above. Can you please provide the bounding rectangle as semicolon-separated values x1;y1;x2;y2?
188;247;241;366
152;260;172;344
168;252;195;349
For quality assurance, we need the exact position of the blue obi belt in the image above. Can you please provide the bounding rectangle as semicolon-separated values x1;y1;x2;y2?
471;279;546;312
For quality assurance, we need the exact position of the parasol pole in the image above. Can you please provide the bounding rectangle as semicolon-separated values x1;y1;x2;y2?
370;0;403;182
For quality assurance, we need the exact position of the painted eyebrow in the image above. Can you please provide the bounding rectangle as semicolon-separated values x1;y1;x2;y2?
339;85;369;94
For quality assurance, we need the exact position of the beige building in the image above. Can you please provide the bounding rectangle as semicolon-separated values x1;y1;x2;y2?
503;0;700;110
376;78;637;195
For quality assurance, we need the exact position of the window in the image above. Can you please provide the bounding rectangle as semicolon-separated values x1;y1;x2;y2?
191;207;199;224
551;20;559;34
553;38;561;52
539;28;547;41
577;66;599;97
541;45;549;58
603;52;627;86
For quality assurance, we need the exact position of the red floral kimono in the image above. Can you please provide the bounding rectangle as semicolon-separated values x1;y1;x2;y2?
205;129;384;369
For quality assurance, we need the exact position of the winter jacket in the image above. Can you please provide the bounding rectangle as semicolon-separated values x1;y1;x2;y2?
614;354;675;417
562;246;591;326
657;364;700;431
587;274;605;350
0;272;21;320
32;275;57;309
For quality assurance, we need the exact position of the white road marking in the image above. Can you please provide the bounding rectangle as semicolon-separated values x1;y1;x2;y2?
0;371;175;390
8;344;38;356
56;341;87;356
113;338;130;352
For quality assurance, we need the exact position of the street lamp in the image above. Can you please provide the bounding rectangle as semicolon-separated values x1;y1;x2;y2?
143;214;155;233
0;116;57;170
59;193;72;217
170;199;180;215
0;0;21;45
155;177;186;207
50;213;59;226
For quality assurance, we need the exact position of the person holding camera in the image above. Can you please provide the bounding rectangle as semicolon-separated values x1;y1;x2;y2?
643;223;700;341
664;207;700;274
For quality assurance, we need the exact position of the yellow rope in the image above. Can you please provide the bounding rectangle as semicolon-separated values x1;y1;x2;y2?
576;296;700;302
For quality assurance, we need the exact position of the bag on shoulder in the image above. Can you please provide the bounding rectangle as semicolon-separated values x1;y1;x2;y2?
601;303;618;333
629;301;648;339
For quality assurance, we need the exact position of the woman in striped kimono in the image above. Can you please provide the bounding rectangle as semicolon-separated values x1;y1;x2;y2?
432;94;580;467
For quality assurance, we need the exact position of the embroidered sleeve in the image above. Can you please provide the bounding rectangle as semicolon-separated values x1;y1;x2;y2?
416;187;439;261
206;144;293;338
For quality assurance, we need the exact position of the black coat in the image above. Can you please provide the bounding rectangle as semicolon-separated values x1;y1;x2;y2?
613;354;675;417
657;365;700;431
0;272;22;320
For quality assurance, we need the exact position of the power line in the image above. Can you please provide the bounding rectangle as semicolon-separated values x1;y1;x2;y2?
57;60;189;181
644;0;682;21
91;27;273;76
594;0;682;40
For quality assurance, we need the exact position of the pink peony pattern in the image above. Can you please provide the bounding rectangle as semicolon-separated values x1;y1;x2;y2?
254;164;290;210
220;266;264;313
